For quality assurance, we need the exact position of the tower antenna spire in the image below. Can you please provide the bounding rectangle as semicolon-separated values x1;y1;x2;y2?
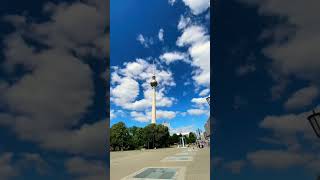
153;59;155;75
150;59;158;124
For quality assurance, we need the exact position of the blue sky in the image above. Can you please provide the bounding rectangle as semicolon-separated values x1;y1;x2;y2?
0;0;107;179
212;0;320;179
110;0;210;135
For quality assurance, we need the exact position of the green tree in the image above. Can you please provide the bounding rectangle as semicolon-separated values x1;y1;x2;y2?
128;126;145;149
170;133;180;144
144;124;156;149
187;132;197;143
184;135;189;144
155;125;170;148
110;122;171;151
110;122;130;151
143;124;170;149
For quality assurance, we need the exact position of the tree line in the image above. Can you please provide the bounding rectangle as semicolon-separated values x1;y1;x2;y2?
110;122;197;151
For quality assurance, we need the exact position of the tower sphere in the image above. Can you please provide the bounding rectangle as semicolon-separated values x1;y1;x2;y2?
150;75;158;87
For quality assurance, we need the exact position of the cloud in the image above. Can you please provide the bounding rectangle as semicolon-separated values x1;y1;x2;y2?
177;26;208;47
110;110;116;119
40;120;107;156
236;107;320;174
0;152;53;179
183;81;191;86
137;34;153;48
186;96;210;116
130;111;149;122
191;97;208;106
7;1;108;59
65;157;106;180
177;15;191;30
0;1;107;158
257;107;320;155
110;110;125;120
247;150;311;169
170;125;195;135
111;59;176;112
168;0;176;6
261;111;312;136
284;85;318;110
157;110;177;119
111;77;140;104
137;34;146;46
239;0;320;96
199;88;210;96
225;149;320;172
130;110;177;123
187;108;209;116
182;0;210;15
159;51;188;64
158;28;164;41
259;119;309;152
177;25;210;88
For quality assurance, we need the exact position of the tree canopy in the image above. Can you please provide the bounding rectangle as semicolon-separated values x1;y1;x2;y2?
110;122;195;151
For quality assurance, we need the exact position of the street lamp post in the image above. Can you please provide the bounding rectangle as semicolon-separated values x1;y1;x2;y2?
307;110;320;138
307;110;320;180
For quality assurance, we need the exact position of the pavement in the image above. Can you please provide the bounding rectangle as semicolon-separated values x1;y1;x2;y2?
110;146;210;180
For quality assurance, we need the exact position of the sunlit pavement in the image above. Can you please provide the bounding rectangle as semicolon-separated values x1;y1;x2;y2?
110;147;210;180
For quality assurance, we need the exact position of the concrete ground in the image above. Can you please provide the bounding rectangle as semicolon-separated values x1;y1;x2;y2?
110;146;210;180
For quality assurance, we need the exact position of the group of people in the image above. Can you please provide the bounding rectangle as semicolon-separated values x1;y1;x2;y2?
186;140;209;149
197;140;209;148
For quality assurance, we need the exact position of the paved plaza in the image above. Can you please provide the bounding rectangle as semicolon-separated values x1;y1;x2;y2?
110;146;210;180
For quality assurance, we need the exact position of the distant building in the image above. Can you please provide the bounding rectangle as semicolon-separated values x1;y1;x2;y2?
204;116;210;139
204;96;210;140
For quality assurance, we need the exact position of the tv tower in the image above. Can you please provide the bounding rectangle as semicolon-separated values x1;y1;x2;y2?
150;60;158;124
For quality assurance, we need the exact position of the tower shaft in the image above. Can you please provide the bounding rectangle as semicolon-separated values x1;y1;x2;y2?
151;87;156;124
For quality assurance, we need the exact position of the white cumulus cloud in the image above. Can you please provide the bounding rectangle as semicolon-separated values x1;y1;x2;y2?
111;59;177;122
137;34;153;48
170;125;195;135
159;51;188;64
178;15;191;30
158;28;164;41
199;88;210;96
284;86;318;110
182;0;210;15
177;25;210;88
168;0;176;6
187;108;209;116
